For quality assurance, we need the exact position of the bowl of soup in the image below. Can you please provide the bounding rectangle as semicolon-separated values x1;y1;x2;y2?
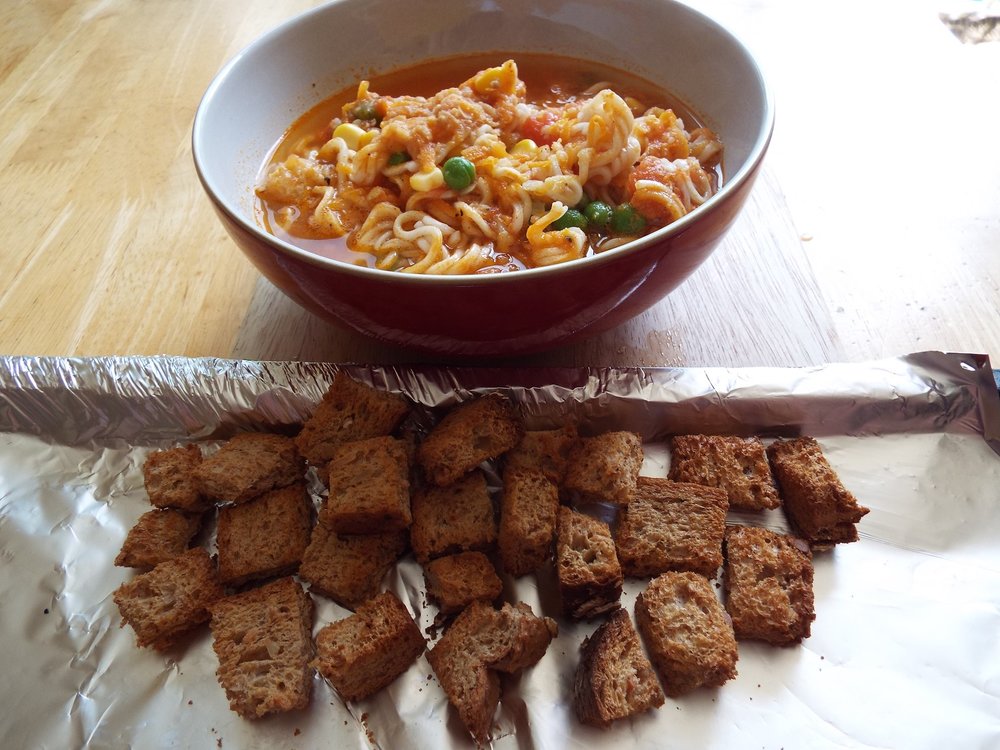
193;0;773;357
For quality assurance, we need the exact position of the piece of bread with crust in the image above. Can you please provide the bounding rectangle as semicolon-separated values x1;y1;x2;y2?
767;437;870;546
635;572;738;696
209;577;315;719
216;483;313;586
313;591;425;702
298;522;407;610
723;525;815;645
424;551;503;615
562;431;643;505
143;444;211;512
614;477;728;578
295;372;410;469
668;435;780;511
319;436;411;534
418;393;523;487
115;509;202;569
504;423;578;483
498;466;559;576
195;432;304;505
573;608;665;728
556;507;623;620
113;547;224;651
410;470;497;564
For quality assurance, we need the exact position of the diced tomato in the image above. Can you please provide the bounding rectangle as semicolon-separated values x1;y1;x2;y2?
520;111;559;145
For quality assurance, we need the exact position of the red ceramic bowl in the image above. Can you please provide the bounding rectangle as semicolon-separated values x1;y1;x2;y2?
192;0;773;357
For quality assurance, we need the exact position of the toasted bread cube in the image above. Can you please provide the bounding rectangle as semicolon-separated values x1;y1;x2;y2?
556;507;623;620
114;509;202;569
313;591;425;702
319;436;411;534
418;393;523;486
298;523;407;610
143;444;210;512
209;577;315;718
410;471;497;564
636;572;738;696
573;608;664;728
668;435;780;511
498;466;559;576
724;525;815;645
504;424;578;483
424;551;503;615
615;477;727;578
195;432;304;505
216;483;313;586
767;437;870;546
295;372;410;468
113;547;223;651
563;431;643;505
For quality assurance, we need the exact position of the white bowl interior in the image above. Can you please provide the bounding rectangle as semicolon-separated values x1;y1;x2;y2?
194;0;772;257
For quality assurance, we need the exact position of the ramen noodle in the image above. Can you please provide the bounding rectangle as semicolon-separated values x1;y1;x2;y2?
257;57;722;274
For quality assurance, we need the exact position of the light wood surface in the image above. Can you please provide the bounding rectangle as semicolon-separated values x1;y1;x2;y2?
2;0;998;368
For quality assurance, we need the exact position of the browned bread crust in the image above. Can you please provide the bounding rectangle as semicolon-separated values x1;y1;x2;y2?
410;470;497;564
298;522;407;610
295;372;410;468
320;436;411;534
563;431;643;504
424;551;503;615
668;435;780;511
195;433;304;505
115;509;202;569
143;444;210;512
635;572;738;696
504;423;578;483
417;393;523;487
209;577;315;719
556;507;623;620
614;477;727;578
313;591;425;702
215;483;313;586
767;437;869;546
498;466;559;576
573;608;664;728
723;525;815;645
113;547;224;651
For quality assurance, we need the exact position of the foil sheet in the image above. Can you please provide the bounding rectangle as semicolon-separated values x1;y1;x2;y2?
1;352;999;749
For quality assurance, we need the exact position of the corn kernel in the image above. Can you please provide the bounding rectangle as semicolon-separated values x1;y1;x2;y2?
473;67;503;95
511;138;537;156
333;122;367;150
409;166;444;192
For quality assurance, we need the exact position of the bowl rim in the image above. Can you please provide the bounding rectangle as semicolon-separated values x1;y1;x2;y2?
191;0;774;287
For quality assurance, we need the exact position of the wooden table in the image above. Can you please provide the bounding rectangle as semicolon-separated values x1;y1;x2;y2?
2;0;998;368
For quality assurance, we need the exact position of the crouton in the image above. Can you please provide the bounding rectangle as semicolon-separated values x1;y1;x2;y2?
424;551;503;615
563;431;643;505
410;471;497;564
319;436;411;534
143;444;210;512
498;466;559;576
556;507;623;620
668;435;780;511
195;432;304;505
504;423;578;483
114;509;202;569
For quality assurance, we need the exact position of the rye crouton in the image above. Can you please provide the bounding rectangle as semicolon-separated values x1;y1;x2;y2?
410;471;497;564
573;608;665;728
209;577;315;718
313;591;425;702
556;507;623;620
114;509;202;569
195;432;304;505
614;477;727;578
424;551;504;615
113;547;224;651
767;437;870;546
668;435;780;511
635;572;738;696
418;393;523;486
143;444;210;512
723;525;815;645
562;431;643;505
498;466;560;576
319;436;411;534
504;423;578;483
215;483;313;586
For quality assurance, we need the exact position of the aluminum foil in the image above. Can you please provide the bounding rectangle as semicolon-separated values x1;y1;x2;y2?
1;352;999;749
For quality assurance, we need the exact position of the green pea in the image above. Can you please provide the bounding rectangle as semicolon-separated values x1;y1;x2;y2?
549;208;588;231
351;100;380;122
442;156;476;191
584;200;613;228
610;203;647;234
387;151;409;166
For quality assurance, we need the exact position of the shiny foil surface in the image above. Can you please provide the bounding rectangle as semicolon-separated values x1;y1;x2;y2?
1;352;998;749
